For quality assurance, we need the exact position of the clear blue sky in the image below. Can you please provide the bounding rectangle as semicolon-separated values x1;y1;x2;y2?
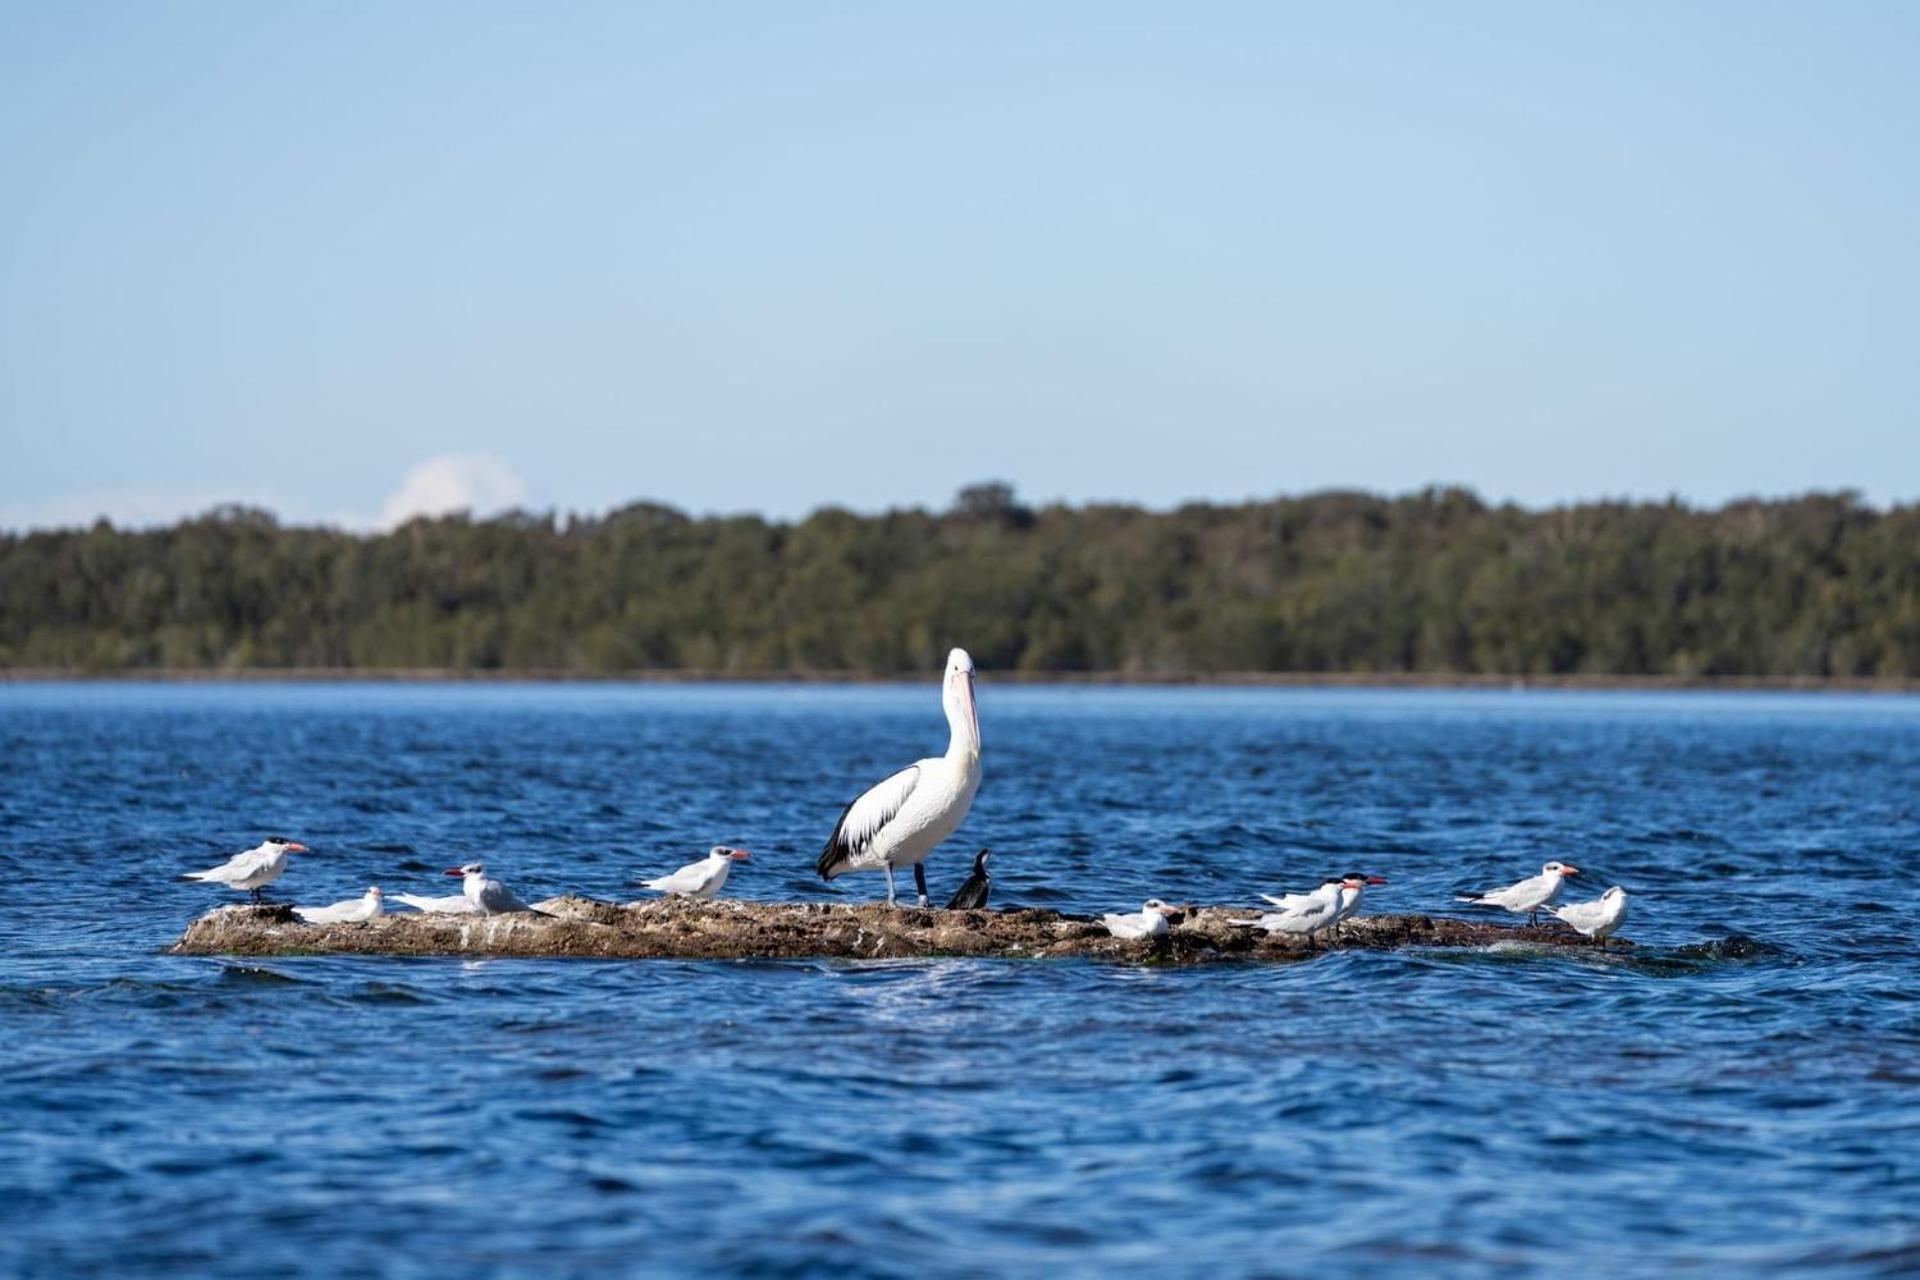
2;2;1915;530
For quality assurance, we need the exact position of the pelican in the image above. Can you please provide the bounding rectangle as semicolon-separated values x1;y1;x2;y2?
817;648;981;907
1552;886;1630;944
638;846;751;899
295;886;384;924
1102;899;1175;940
444;862;550;916
946;849;992;910
183;836;308;903
1459;861;1579;925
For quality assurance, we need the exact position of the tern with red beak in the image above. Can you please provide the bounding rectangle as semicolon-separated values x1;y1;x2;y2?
183;836;308;903
638;846;752;899
1333;872;1388;924
816;648;982;907
295;886;384;924
445;862;549;916
1235;878;1347;947
1459;861;1579;925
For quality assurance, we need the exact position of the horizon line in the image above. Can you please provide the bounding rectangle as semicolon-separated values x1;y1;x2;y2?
0;481;1908;538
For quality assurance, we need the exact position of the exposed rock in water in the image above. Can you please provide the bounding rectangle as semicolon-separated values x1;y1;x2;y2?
1669;934;1783;961
170;898;1630;962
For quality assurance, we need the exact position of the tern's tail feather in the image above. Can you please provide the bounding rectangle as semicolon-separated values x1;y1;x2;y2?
391;893;475;914
1227;917;1264;928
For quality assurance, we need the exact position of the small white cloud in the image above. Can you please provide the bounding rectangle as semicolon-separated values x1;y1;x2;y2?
379;454;526;528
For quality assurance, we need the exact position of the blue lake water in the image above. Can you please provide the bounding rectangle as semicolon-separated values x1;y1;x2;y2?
1;682;1916;1277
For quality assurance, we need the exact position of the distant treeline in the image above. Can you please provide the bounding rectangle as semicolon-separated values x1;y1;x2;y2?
2;485;1917;678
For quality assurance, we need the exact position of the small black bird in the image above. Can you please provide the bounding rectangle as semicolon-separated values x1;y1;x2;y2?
945;849;992;910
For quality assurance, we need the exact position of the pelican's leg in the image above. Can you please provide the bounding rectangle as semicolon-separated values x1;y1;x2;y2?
884;865;897;906
913;863;930;909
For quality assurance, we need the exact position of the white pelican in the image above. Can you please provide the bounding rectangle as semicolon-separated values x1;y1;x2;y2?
945;849;992;910
1552;886;1629;944
295;886;384;924
1102;899;1175;940
638;846;751;899
444;862;549;916
816;648;982;907
391;892;476;915
183;836;308;902
1458;861;1579;924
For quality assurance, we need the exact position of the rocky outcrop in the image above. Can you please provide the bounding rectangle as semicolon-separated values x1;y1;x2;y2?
170;898;1626;962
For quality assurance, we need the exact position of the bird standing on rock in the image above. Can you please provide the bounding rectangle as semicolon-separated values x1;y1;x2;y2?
445;862;549;916
816;648;982;907
1330;872;1388;934
1552;886;1630;944
946;849;992;909
1102;899;1175;940
184;836;308;903
1458;861;1580;925
295;886;384;924
1235;877;1349;947
638;846;752;899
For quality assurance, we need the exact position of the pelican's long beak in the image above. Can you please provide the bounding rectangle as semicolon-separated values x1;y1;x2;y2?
965;671;979;751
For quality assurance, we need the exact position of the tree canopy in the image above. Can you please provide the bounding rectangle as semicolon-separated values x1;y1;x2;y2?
2;487;1916;678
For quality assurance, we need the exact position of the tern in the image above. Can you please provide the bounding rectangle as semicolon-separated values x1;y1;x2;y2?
1552;885;1629;945
817;648;982;907
444;862;550;916
1101;899;1175;940
945;849;992;910
1235;878;1346;947
638;846;751;899
183;836;309;903
295;886;384;924
1330;872;1388;934
1458;861;1580;925
391;893;477;915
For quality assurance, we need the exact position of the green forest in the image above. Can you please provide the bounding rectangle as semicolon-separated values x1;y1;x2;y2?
2;485;1916;679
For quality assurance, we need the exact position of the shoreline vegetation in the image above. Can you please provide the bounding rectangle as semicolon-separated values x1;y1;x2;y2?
5;484;1917;680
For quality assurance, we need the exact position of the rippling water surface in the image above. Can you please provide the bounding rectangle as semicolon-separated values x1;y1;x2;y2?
2;682;1916;1277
